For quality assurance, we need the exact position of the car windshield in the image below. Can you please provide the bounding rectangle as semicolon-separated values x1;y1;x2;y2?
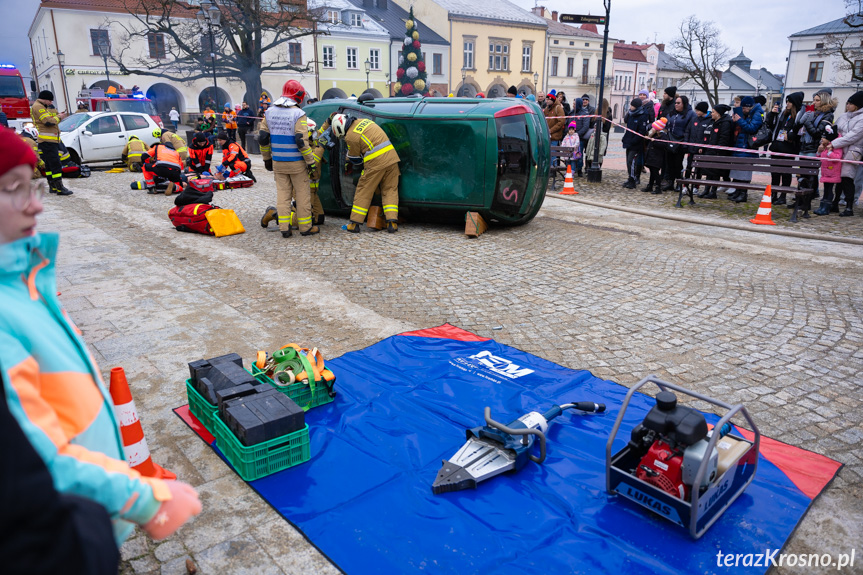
95;100;157;115
60;113;93;132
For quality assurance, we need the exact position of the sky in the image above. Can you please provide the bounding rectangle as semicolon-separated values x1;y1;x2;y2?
510;0;849;77
0;0;851;85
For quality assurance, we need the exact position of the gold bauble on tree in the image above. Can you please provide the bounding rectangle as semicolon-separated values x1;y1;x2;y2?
414;79;426;91
407;53;417;62
393;82;402;94
406;19;414;29
412;31;419;40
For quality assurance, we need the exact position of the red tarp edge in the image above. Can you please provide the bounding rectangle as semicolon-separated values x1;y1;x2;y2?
174;405;215;445
398;323;491;342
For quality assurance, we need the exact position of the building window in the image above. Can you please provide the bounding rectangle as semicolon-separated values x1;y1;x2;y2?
346;47;358;69
597;59;603;76
566;57;574;77
350;13;362;27
808;61;824;82
322;45;334;68
433;53;442;75
582;58;589;84
369;48;380;70
553;40;558;45
463;40;474;69
288;43;302;65
488;42;509;71
585;43;589;47
522;45;531;72
854;60;863;78
327;10;339;24
147;33;165;59
548;56;557;76
815;42;824;49
90;29;110;56
569;41;574;46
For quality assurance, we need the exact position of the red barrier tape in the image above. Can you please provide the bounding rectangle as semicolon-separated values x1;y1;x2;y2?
545;113;863;166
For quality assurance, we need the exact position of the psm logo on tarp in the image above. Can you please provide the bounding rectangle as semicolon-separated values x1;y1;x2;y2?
468;350;534;379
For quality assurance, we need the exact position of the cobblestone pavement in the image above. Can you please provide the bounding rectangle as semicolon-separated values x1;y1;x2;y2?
39;156;862;574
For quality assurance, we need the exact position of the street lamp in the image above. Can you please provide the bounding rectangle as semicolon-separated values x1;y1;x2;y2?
460;66;466;96
197;0;221;109
533;71;539;95
97;38;111;86
57;50;70;114
364;58;371;90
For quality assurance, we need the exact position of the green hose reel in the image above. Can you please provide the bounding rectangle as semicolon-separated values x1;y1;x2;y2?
271;347;316;387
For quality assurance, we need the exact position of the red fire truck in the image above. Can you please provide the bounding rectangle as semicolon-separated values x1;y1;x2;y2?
0;64;31;130
77;88;163;128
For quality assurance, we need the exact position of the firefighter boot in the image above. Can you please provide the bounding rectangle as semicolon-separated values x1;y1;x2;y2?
281;229;292;238
342;222;361;233
300;226;320;236
261;206;278;228
245;169;257;183
315;214;325;226
386;220;398;233
52;179;73;196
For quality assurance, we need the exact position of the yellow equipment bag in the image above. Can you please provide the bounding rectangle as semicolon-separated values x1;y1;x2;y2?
205;208;245;237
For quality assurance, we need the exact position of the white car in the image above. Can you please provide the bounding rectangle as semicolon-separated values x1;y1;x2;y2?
59;111;162;163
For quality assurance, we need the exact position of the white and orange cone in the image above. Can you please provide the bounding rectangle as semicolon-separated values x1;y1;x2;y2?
110;367;177;480
560;164;578;195
750;185;776;226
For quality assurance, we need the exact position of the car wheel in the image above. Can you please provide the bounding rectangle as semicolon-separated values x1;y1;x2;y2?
67;148;82;165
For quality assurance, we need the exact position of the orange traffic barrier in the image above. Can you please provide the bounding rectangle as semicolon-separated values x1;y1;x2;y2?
109;367;177;480
559;164;578;195
750;185;776;226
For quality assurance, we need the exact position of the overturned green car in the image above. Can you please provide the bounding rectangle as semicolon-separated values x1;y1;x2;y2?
304;97;550;226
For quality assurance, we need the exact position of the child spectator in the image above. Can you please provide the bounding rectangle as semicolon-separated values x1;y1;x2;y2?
561;122;582;175
643;117;669;194
815;137;842;218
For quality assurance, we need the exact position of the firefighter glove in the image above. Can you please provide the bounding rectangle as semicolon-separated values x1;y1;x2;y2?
264;158;273;171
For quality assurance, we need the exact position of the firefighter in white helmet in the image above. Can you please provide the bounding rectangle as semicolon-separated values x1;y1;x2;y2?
260;80;318;237
319;113;401;233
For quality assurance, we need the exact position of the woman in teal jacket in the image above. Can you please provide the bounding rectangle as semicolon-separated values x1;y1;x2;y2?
0;128;201;545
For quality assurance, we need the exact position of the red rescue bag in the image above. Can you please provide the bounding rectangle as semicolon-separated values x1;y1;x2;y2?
188;177;214;193
168;203;220;235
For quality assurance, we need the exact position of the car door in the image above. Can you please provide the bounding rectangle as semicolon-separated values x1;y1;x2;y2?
120;114;156;146
79;114;125;161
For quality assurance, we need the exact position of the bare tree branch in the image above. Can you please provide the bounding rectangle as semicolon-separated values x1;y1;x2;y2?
669;15;730;107
106;0;326;108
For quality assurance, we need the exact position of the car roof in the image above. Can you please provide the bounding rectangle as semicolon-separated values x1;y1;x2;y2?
309;96;540;119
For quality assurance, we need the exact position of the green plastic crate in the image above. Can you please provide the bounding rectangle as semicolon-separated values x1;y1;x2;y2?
186;379;218;434
251;364;335;410
212;415;310;481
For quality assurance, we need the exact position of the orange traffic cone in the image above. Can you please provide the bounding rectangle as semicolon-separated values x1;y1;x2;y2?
559;164;578;195
750;185;776;226
109;367;176;480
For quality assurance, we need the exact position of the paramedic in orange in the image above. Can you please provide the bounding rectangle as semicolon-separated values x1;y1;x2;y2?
222;104;238;143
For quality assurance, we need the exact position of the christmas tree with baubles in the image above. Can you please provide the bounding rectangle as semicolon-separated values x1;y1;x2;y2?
393;8;428;97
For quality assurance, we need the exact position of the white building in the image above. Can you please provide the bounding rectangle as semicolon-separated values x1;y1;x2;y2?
786;17;863;105
609;41;659;122
678;51;784;108
29;0;317;117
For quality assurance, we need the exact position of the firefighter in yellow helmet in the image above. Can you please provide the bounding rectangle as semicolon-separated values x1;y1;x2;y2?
121;135;148;172
326;113;400;233
155;128;188;163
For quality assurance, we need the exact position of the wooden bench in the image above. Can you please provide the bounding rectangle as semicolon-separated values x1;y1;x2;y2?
549;146;577;190
676;155;821;222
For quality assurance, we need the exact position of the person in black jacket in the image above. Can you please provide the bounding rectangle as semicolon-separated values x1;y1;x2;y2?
685;102;713;195
700;104;734;198
795;89;837;201
236;102;255;149
643;117;670;193
622;98;650;188
664;95;696;190
767;91;803;205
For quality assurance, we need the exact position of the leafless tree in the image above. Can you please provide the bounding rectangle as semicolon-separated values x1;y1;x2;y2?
107;0;324;107
818;3;863;84
669;16;730;107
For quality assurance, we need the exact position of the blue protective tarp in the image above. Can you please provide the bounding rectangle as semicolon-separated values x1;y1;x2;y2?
190;328;839;575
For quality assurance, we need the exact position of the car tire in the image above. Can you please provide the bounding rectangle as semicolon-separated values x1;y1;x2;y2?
67;148;82;166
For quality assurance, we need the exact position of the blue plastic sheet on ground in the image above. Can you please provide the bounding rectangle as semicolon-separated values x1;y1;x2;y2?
183;327;840;575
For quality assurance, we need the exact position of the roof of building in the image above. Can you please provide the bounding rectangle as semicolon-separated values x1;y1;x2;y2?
753;68;784;91
346;0;447;44
790;15;863;37
612;44;647;63
39;0;197;16
580;23;598;34
729;49;752;65
545;18;601;38
656;51;681;71
718;70;752;91
310;0;389;35
432;0;547;27
721;67;784;93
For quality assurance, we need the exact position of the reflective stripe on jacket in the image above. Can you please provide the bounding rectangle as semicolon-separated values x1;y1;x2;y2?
0;233;171;544
161;132;188;159
344;119;399;170
146;143;182;168
31;101;61;142
265;106;311;163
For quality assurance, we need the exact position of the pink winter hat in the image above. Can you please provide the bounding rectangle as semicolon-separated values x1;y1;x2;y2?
651;117;668;131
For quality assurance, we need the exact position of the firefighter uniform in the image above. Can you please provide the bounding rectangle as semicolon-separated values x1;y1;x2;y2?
122;136;148;171
263;105;316;234
222;108;237;142
20;133;44;179
342;118;400;225
308;141;325;223
160;131;188;162
30;98;67;192
188;133;214;175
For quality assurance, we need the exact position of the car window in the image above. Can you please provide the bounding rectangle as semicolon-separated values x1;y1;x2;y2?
121;114;150;131
60;113;92;132
88;115;121;135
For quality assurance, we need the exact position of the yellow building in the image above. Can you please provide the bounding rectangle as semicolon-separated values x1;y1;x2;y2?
393;0;548;97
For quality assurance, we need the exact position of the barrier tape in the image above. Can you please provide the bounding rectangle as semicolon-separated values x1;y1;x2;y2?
545;113;863;166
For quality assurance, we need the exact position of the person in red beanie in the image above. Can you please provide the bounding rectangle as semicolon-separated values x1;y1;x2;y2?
0;127;202;561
